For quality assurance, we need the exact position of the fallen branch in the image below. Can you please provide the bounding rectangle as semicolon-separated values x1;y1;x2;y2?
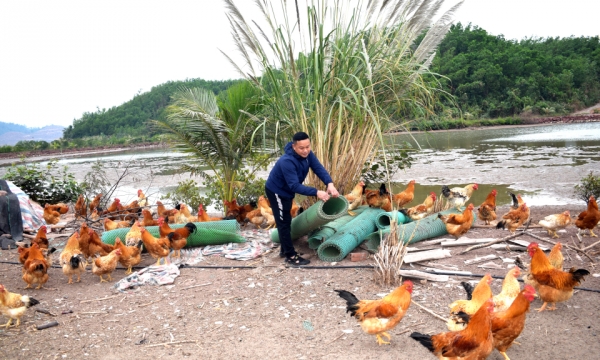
180;282;212;291
146;340;198;348
411;300;448;323
279;291;297;300
326;332;346;345
459;232;523;255
523;232;595;263
36;321;59;330
80;295;119;304
35;308;56;317
582;239;600;252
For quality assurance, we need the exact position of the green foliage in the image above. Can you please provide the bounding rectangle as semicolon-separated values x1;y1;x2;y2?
430;23;600;118
407;117;522;131
574;171;600;204
361;145;415;185
79;161;113;207
164;179;207;212
63;78;241;139
2;159;82;205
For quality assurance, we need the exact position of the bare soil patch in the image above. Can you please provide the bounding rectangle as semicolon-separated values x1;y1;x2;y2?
1;204;599;359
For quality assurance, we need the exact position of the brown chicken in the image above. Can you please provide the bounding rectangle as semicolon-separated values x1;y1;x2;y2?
493;267;522;312
365;183;392;211
478;189;497;225
140;209;158;227
197;204;222;222
411;299;494;360
447;273;493;331
140;227;170;266
438;203;475;239
0;284;40;328
104;217;133;231
336;280;413;345
137;189;148;208
224;199;255;223
167;222;196;258
17;245;30;265
22;243;49;289
90;208;100;221
89;193;102;212
102;198;123;218
156;201;178;219
122;220;142;247
527;242;590;311
344;180;366;215
113;237;143;274
290;200;302;218
59;232;86;284
539;211;571;238
244;208;265;228
392;179;416;209
258;196;275;229
43;203;61;225
441;183;479;210
575;195;600;237
548;242;564;271
157;217;173;238
496;203;530;234
88;229;115;258
491;285;536;360
91;249;122;282
401;192;437;221
75;194;87;218
31;225;49;249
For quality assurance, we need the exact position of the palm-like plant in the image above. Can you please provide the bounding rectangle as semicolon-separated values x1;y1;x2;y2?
151;82;266;205
223;0;462;195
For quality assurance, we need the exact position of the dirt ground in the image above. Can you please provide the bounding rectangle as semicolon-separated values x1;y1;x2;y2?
1;204;599;360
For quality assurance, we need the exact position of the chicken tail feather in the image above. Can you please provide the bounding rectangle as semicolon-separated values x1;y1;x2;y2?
409;332;435;353
514;256;527;270
570;268;590;283
461;281;474;300
496;220;506;229
441;185;451;198
334;289;360;317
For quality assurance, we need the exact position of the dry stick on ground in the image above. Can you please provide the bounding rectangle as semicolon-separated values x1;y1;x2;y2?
146;340;198;348
460;219;532;255
411;300;449;323
523;232;596;263
180;282;212;291
79;295;119;304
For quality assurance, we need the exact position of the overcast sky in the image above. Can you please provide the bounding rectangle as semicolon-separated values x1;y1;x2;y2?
1;0;598;129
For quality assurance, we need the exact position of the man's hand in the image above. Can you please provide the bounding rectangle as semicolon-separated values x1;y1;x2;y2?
317;190;330;202
327;183;339;198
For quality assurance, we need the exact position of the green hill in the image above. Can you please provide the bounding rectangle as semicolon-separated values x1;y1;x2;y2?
62;78;240;139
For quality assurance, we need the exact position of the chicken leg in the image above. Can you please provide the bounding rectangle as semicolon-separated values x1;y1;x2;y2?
499;350;511;360
375;332;392;345
590;229;598;237
536;301;557;312
98;275;107;283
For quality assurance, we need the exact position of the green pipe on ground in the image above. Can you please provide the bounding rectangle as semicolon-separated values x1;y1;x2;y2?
375;211;409;230
363;208;478;252
271;196;348;243
101;220;244;246
307;206;368;249
317;207;384;262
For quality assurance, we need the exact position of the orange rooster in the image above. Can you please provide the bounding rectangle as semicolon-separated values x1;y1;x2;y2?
91;249;122;282
392;179;416;209
89;193;102;212
102;198;123;218
441;183;478;210
43;203;61;225
88;228;115;258
156;201;178;219
22;243;49;289
344;180;366;215
137;189;148;208
493;266;522;312
141;209;158;227
411;299;494;360
438;203;475;239
491;285;536;360
258;196;275;229
575;195;600;237
496;203;530;234
157;217;172;238
59;232;86;284
527;242;590;311
167;222;196;258
224;199;255;223
31;225;49;249
113;237;142;274
197;204;222;222
401;192;437;221
335;280;413;345
447;273;493;331
539;211;571;238
244;209;264;228
0;284;40;329
365;183;392;211
477;189;497;225
140;227;170;266
75;194;87;218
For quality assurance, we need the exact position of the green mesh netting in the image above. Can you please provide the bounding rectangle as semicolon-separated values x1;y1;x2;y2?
317;207;384;262
101;220;244;246
270;196;348;243
363;208;478;252
375;211;409;230
307;206;368;249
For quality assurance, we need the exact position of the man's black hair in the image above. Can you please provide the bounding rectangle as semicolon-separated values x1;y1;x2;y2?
292;131;310;143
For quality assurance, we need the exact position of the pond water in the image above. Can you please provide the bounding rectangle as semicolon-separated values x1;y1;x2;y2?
1;122;598;208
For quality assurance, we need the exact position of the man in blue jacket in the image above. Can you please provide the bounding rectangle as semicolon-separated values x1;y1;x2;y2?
265;132;339;265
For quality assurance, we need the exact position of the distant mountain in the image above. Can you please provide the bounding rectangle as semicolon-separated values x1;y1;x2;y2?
0;124;65;146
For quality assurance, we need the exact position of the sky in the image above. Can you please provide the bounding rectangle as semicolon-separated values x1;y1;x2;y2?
1;0;599;129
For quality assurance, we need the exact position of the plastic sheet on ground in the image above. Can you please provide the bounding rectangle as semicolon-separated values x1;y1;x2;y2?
113;263;180;292
163;248;205;266
201;229;273;261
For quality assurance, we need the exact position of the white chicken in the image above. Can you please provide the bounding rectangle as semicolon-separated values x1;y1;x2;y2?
539;211;571;238
441;184;478;210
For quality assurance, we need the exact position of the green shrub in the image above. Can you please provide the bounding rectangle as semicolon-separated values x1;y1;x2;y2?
574;171;600;204
2;159;82;205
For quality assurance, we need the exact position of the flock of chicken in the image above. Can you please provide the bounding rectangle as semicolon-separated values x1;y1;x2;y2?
2;181;599;360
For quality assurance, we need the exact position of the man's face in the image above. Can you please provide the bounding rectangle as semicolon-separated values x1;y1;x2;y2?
292;139;311;158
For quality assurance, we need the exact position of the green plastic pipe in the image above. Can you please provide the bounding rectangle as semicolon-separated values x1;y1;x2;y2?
101;220;244;247
317;207;384;262
375;211;409;230
363;208;478;252
307;206;368;249
270;196;348;243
